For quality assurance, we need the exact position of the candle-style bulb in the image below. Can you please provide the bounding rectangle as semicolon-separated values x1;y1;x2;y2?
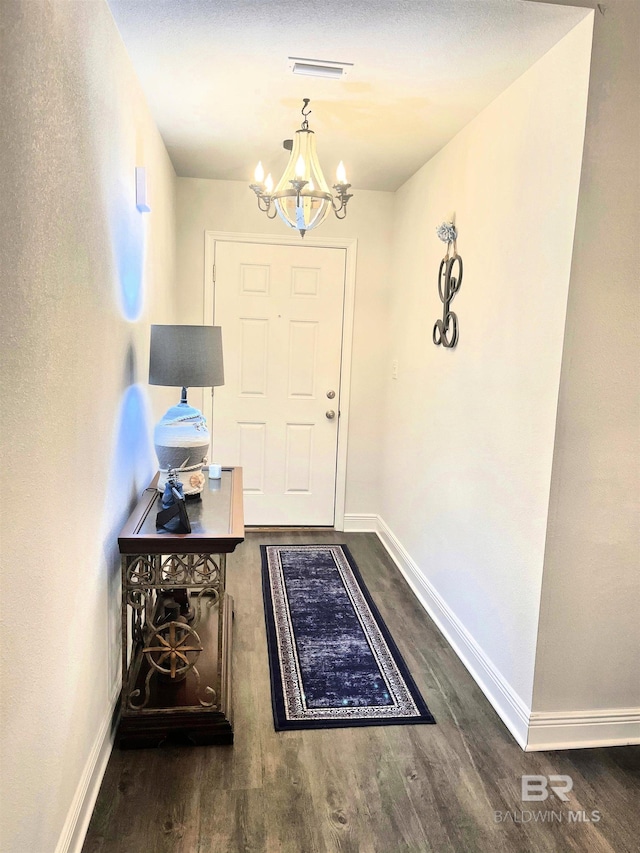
308;179;314;191
254;161;265;183
265;173;274;193
295;155;306;178
336;161;347;184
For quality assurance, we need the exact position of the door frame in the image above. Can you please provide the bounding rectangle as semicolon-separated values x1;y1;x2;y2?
203;230;357;531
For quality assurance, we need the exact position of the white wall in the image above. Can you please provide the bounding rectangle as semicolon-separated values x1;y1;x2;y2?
0;2;176;851
175;178;394;515
530;0;640;748
378;17;593;743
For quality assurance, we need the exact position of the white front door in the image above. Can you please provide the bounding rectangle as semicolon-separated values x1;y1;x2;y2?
211;240;346;525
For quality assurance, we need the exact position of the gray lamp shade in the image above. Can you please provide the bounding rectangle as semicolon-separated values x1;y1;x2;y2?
148;324;224;388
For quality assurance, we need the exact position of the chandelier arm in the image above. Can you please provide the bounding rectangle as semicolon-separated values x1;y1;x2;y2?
331;189;353;218
256;195;272;213
265;204;278;219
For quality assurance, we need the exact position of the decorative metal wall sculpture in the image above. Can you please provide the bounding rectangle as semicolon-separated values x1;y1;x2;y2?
433;222;463;348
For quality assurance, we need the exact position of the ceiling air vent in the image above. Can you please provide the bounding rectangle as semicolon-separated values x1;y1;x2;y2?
288;57;353;79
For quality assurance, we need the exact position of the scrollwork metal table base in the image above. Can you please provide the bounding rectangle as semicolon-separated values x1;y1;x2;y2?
117;469;244;748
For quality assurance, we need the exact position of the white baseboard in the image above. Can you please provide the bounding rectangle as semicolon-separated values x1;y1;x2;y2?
374;514;531;748
526;708;640;751
54;692;118;853
350;512;639;752
343;513;380;532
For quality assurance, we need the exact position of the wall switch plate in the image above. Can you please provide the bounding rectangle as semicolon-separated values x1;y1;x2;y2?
136;166;151;213
392;359;399;379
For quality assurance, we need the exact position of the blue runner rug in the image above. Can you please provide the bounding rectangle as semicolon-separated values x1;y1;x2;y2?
261;544;435;730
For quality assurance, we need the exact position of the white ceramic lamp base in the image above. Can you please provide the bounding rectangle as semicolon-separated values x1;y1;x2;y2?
154;402;210;496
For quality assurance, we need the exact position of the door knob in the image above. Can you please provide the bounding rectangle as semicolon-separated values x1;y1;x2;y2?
326;409;336;420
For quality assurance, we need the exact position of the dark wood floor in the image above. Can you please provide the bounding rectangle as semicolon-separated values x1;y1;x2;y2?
83;531;640;853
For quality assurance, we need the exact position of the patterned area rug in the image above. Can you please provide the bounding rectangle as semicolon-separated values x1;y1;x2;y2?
261;544;435;730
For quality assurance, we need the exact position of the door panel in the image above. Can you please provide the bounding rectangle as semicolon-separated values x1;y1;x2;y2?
212;241;346;525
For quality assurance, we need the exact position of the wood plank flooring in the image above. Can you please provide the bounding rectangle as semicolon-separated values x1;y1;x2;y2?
83;531;640;853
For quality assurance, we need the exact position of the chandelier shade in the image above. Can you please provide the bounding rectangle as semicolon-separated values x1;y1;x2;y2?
249;99;353;237
273;129;333;233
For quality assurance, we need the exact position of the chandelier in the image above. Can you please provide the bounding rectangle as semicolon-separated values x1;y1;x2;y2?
249;99;353;237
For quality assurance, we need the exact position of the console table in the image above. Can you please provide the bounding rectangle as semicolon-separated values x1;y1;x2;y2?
117;467;244;748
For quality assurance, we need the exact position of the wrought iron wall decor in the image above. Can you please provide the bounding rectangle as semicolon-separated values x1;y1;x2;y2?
433;222;463;348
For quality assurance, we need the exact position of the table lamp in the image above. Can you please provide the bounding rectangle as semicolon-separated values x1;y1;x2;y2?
149;324;224;497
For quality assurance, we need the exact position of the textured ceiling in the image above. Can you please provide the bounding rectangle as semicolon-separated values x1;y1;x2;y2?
107;0;589;191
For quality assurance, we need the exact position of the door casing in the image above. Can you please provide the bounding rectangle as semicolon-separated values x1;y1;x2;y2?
203;230;358;531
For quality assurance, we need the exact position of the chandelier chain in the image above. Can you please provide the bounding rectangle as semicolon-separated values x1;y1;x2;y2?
301;98;311;130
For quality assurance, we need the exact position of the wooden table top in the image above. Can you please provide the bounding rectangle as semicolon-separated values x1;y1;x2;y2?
118;467;244;555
